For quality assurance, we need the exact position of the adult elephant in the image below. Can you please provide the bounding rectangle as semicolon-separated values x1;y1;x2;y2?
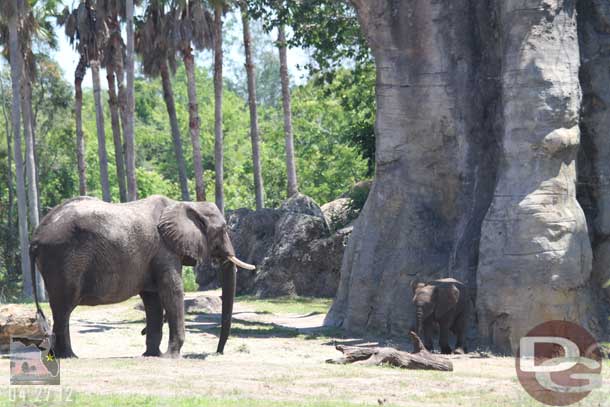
411;278;468;354
29;195;255;358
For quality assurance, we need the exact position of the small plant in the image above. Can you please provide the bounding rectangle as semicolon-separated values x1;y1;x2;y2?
236;344;250;353
182;267;198;292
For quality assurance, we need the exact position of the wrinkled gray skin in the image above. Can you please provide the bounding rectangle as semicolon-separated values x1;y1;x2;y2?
30;195;238;358
412;278;468;354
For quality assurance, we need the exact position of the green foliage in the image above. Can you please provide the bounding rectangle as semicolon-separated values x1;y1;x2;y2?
183;266;198;292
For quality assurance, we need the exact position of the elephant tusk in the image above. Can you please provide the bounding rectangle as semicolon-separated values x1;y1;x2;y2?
228;256;256;271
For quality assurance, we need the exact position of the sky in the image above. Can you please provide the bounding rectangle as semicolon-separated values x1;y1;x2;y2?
51;9;311;89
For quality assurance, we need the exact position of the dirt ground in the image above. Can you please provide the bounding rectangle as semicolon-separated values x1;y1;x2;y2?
1;292;609;406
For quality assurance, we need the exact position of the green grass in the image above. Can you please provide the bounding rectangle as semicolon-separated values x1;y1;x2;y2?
236;296;332;315
0;392;382;407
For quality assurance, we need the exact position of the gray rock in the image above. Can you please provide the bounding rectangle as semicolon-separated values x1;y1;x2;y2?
184;295;221;314
197;194;348;298
321;198;352;231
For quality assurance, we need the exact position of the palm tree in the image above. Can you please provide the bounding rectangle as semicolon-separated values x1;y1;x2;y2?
172;0;214;202
136;1;190;201
240;1;264;209
125;0;138;201
277;24;298;197
5;0;33;297
59;1;112;202
74;55;88;195
213;0;225;213
98;0;130;202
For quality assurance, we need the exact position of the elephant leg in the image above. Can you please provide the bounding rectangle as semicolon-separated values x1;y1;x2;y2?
140;291;163;357
50;302;77;359
439;319;452;355
452;312;467;354
423;319;435;351
157;269;185;358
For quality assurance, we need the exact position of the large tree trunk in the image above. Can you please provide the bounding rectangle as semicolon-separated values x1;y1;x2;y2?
106;66;127;203
183;47;206;202
160;60;191;202
21;79;45;301
124;0;138;201
277;24;298;198
74;56;88;196
90;60;111;202
8;6;33;298
476;0;593;353
214;4;224;213
327;0;598;354
241;3;264;210
577;0;610;331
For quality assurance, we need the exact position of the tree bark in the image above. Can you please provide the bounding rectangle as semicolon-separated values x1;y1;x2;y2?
241;4;264;210
21;78;45;301
90;60;111;202
327;0;599;355
327;332;453;371
183;47;206;202
8;6;33;298
160;60;191;202
476;0;593;353
107;66;127;202
124;0;138;201
577;0;610;322
74;56;88;196
277;24;298;198
214;4;224;213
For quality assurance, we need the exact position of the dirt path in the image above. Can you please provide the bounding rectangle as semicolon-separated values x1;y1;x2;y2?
1;293;609;406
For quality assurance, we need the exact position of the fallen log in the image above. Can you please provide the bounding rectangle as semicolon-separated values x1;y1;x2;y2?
326;331;453;371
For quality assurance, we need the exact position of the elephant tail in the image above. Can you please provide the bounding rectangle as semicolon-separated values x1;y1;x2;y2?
29;245;50;334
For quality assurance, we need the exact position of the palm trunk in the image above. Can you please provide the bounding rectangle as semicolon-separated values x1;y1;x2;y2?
277;24;298;197
241;4;264;210
8;8;33;298
107;65;127;202
21;78;45;301
90;60;111;202
214;4;224;213
75;56;88;196
160;60;190;201
183;47;206;202
1;80;15;279
124;0;138;201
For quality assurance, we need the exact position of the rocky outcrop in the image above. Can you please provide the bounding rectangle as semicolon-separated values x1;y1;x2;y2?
327;0;603;354
197;194;350;298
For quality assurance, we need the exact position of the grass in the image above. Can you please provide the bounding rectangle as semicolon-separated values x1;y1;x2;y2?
236;296;333;315
0;392;383;407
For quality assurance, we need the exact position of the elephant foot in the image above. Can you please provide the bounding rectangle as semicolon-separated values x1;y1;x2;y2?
440;347;452;355
162;350;181;359
142;349;162;357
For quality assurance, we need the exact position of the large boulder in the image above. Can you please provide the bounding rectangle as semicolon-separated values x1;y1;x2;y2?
197;194;350;298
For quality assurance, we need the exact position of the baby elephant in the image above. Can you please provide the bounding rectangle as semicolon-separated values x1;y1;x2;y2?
411;278;468;354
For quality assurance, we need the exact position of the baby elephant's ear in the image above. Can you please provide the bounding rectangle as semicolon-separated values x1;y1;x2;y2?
158;202;208;264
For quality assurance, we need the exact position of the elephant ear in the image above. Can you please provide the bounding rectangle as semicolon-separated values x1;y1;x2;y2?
158;202;208;264
434;283;460;320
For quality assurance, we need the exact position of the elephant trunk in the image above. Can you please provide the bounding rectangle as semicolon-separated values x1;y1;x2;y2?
416;306;424;338
216;261;236;354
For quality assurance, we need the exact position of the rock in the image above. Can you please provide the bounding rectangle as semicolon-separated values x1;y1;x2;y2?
280;193;327;222
0;306;47;354
321;198;352;231
184;295;221;314
197;194;349;298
